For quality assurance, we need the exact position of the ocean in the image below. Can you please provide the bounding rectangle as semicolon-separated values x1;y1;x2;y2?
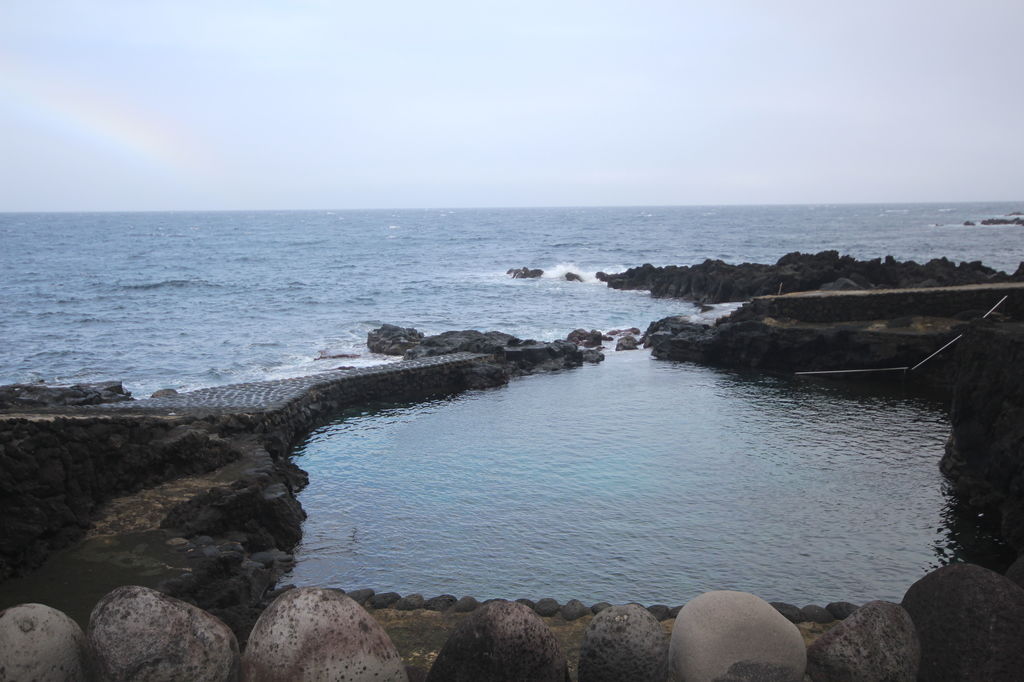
2;202;1021;605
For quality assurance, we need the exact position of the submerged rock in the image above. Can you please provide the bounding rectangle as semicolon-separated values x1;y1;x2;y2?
669;590;806;682
507;266;544;278
88;585;239;682
242;587;406;682
578;603;668;682
426;600;567;682
0;603;91;682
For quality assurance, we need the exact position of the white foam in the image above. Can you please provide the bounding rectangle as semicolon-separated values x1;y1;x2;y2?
540;262;619;284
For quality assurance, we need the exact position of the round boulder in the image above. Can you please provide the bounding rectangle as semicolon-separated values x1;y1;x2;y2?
669;590;806;682
560;599;590;621
533;597;560;617
901;563;1024;681
242;587;407;682
425;600;567;682
0;603;90;681
88;585;239;682
806;600;919;682
578;603;668;682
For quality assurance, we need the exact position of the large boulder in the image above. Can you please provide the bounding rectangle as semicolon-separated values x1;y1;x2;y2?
242;587;407;681
0;603;91;681
901;563;1024;681
806;600;919;681
368;324;425;355
425;600;567;681
668;590;806;682
88;585;239;681
578;603;668;682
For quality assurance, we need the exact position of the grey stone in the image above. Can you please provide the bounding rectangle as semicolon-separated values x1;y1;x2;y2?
534;597;560;617
800;604;834;623
826;601;859;620
88;585;239;682
669;590;806;682
591;602;612;614
395;594;425;611
616;335;639;351
425;600;567;682
770;602;803;623
669;605;683;618
347;588;375;605
561;599;590;621
712;660;802;681
807;600;919;682
647;604;671;621
578;603;668;682
902;563;1024;681
370;591;402;609
452;596;479;613
0;603;90;682
242;587;406;682
425;595;457;611
515;598;536;610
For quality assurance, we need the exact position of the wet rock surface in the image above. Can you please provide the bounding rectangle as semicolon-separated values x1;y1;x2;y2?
578;603;667;682
88;585;239;682
425;600;567;682
0;380;132;410
368;324;426;355
0;603;91;682
901;563;1024;682
806;600;919;682
669;590;806;682
507;266;544;278
599;251;1020;303
242;587;407;682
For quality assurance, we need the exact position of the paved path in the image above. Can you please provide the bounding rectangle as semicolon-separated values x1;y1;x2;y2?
97;353;487;413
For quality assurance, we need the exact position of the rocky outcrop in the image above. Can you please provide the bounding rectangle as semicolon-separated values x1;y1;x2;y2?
941;321;1024;551
643;315;954;377
0;380;132;410
599;251;1020;303
368;324;425;355
507;267;544;279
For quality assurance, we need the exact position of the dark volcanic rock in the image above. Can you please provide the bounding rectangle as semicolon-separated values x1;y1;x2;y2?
367;324;425;355
800;604;834;624
615;334;639;351
0;380;132;410
770;602;803;623
507;266;544;278
425;600;567;682
560;599;590;621
646;604;671;622
452;596;479;613
395;594;425;611
578;604;668;682
425;595;457;611
807;600;919;682
600;251;1018;303
533;598;561;617
370;592;402;609
941;322;1024;551
825;601;859;620
404;329;520;358
567;328;605;347
564;272;584;282
901;563;1024;681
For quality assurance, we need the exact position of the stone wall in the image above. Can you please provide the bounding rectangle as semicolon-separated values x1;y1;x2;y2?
0;354;497;583
732;284;1024;324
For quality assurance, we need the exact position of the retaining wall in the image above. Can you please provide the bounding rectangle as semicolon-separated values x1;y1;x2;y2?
0;353;493;581
735;283;1024;324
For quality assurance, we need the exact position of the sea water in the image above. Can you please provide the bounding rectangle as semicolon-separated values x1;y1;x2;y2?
1;202;1021;604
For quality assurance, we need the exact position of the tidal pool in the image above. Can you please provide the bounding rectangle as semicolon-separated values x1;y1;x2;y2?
286;350;1005;605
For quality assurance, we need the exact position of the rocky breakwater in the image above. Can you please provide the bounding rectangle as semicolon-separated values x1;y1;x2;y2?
941;320;1024;553
597;250;1022;304
8;561;1024;681
367;324;604;382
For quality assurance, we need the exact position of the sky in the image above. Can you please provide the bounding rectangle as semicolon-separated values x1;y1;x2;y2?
1;1;1021;211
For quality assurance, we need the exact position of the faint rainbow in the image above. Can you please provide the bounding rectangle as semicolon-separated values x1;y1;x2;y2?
0;54;211;175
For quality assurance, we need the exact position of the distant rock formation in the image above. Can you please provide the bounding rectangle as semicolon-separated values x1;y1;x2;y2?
507;267;544;279
0;380;132;410
597;251;1021;304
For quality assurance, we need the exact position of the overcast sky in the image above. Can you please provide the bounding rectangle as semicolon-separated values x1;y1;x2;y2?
1;1;1021;211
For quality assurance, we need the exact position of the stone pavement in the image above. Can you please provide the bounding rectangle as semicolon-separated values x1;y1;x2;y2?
96;352;488;413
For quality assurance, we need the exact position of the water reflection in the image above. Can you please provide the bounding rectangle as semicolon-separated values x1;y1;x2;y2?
286;352;1004;605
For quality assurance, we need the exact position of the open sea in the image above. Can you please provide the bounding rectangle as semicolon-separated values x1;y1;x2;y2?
2;202;1022;606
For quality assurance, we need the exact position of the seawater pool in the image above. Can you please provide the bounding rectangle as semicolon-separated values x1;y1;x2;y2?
285;350;1002;605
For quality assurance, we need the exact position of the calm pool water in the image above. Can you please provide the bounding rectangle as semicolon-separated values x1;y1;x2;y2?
286;351;1002;605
